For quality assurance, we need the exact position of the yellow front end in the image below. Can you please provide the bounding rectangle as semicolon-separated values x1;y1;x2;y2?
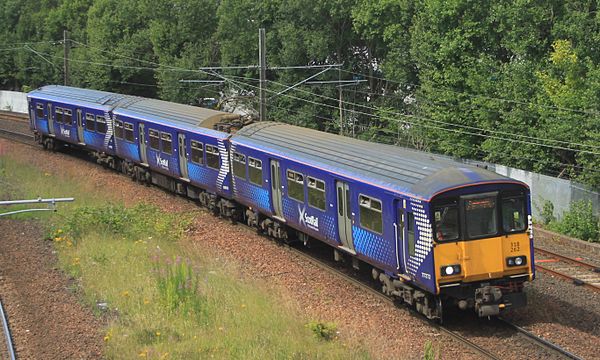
435;232;533;289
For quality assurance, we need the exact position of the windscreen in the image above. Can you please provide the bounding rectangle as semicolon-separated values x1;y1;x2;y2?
464;196;497;238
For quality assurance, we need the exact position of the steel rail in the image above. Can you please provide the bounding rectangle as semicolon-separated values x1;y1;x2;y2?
283;245;501;360
535;264;600;292
0;298;16;360
535;247;600;272
534;247;600;292
498;318;583;360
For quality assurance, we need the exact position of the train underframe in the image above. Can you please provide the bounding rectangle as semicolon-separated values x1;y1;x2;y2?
36;133;528;322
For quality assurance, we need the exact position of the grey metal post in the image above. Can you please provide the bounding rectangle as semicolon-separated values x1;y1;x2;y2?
259;28;267;121
338;67;343;136
63;29;69;86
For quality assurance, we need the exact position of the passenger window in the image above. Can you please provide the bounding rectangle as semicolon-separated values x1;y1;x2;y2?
502;196;526;232
63;109;72;125
85;114;95;131
149;129;160;150
124;122;134;142
190;140;203;164
248;157;263;185
36;104;44;119
114;120;124;139
205;145;220;169
308;177;326;211
96;116;107;134
55;108;63;123
359;195;383;234
161;132;172;155
407;213;415;256
232;152;246;179
287;170;305;202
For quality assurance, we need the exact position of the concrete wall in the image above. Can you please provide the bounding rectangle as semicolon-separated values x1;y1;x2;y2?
0;91;598;218
0;91;28;113
492;164;599;220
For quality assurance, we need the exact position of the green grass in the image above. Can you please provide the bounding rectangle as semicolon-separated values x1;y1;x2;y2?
0;153;370;359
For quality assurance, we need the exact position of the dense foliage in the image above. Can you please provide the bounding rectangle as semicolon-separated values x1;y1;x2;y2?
1;0;599;187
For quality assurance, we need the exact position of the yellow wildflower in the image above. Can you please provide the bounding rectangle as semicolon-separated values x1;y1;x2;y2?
121;291;129;297
155;331;161;337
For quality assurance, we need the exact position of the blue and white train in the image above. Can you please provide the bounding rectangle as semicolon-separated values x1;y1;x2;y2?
28;85;535;320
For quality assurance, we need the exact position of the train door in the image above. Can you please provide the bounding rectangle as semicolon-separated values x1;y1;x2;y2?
335;181;355;253
270;159;284;218
395;200;407;273
139;123;148;164
28;100;35;130
403;210;416;275
47;103;55;135
76;109;84;144
177;133;189;179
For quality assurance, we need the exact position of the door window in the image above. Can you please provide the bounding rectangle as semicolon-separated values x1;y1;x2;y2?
407;212;415;256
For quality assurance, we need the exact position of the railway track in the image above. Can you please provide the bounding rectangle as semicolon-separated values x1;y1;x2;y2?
535;247;600;292
0;297;16;360
0;111;35;146
0;111;27;123
284;244;582;360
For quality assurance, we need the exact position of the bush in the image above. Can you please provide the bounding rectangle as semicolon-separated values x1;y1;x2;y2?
540;200;556;225
56;203;192;242
549;200;599;242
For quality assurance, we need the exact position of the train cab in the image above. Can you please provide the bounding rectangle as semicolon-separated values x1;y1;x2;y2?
432;183;533;317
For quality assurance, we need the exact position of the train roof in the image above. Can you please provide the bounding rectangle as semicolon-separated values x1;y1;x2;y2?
232;122;526;200
30;85;240;138
28;85;135;110
113;97;239;137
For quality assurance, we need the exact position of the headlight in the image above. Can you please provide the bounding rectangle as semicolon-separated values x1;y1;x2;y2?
506;256;527;267
441;264;461;276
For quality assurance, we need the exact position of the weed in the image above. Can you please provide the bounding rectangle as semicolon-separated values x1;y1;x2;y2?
154;256;207;319
306;321;338;341
423;340;439;360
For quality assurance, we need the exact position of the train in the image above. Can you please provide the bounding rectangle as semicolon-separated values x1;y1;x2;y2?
27;85;535;320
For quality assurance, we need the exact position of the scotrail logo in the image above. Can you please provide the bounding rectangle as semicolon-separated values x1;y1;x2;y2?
298;204;319;231
155;153;169;170
60;127;70;137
